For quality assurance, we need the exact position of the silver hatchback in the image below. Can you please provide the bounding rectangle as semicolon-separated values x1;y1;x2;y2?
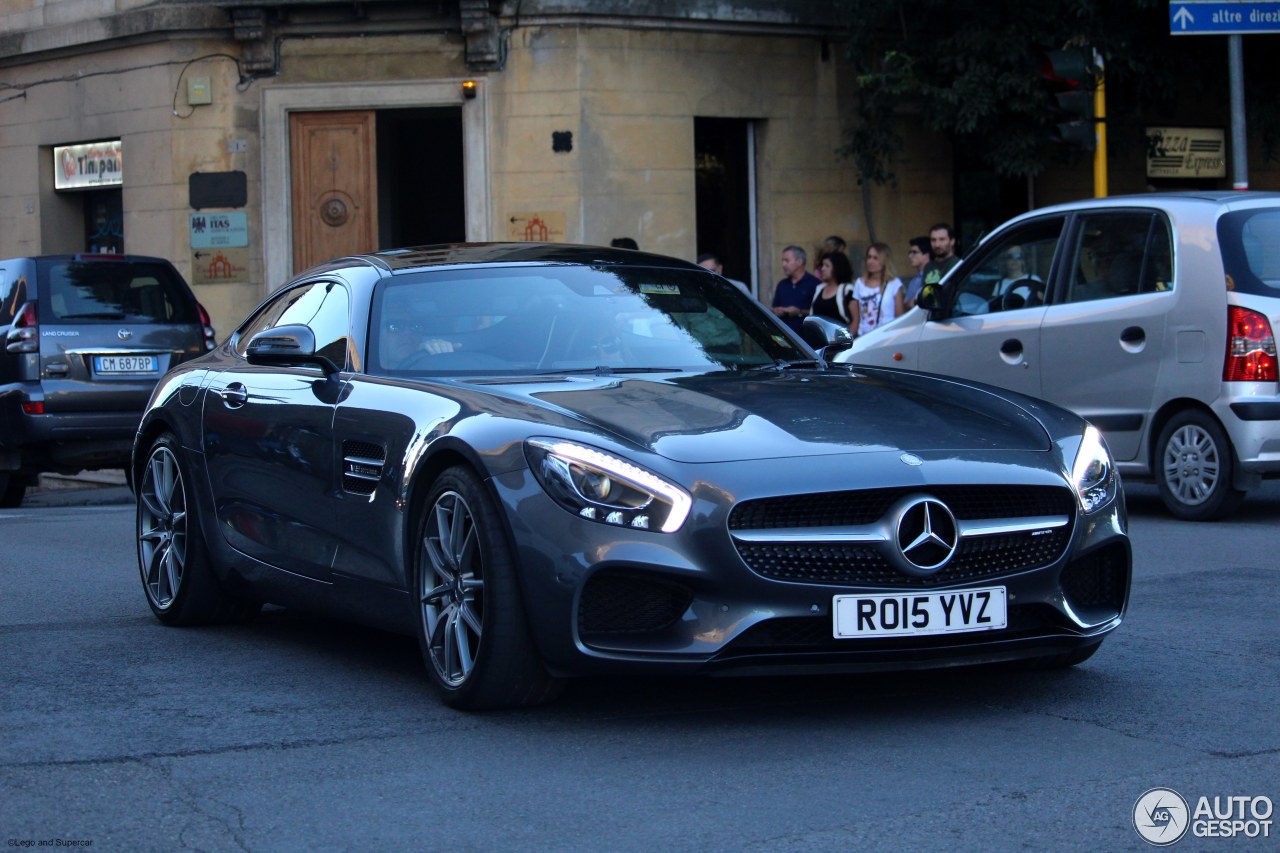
839;191;1280;520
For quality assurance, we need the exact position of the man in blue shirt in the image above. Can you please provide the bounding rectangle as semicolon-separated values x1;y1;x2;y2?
771;245;819;334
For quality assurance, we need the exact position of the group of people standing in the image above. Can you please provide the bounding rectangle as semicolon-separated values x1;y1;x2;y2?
769;224;961;338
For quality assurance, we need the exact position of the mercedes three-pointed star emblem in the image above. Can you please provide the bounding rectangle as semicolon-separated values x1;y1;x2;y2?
893;496;959;574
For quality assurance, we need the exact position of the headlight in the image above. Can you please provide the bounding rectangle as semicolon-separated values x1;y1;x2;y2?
1071;425;1117;513
525;438;692;532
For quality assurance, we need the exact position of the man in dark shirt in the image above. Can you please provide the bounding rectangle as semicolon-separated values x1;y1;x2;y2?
918;223;961;307
771;245;819;334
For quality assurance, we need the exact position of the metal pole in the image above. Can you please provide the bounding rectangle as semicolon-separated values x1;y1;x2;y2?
1093;50;1106;198
1228;35;1248;190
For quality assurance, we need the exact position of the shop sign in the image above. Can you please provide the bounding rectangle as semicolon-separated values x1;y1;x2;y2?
54;140;123;190
190;211;249;249
1146;127;1227;179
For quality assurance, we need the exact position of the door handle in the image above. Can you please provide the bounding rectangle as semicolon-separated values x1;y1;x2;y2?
999;338;1023;356
1120;326;1145;344
219;383;249;408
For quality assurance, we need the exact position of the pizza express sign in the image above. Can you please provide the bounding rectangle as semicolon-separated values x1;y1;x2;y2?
54;140;123;190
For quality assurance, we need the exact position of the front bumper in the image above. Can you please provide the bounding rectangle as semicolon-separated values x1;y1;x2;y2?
491;451;1131;678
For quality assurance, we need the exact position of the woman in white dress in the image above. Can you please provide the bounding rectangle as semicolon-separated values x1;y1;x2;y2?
850;242;904;337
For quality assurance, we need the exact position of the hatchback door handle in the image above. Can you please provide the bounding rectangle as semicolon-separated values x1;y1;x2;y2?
1120;326;1145;344
219;383;248;408
1000;338;1023;356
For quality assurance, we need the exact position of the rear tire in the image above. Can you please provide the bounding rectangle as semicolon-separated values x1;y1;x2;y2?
1155;410;1246;521
0;473;27;508
136;433;260;625
414;466;562;709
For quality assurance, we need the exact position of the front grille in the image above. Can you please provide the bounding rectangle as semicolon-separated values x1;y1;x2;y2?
729;485;1075;588
578;572;693;638
1061;543;1129;612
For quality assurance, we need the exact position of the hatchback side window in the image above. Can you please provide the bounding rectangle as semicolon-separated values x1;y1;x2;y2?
1063;212;1163;304
949;218;1064;317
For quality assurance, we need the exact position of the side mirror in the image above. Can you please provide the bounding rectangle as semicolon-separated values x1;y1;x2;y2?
246;324;340;375
915;282;948;322
800;315;853;353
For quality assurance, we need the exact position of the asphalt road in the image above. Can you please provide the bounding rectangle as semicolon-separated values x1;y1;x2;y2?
1;482;1277;851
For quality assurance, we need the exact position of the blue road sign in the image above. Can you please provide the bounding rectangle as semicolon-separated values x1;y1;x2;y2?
1170;1;1280;34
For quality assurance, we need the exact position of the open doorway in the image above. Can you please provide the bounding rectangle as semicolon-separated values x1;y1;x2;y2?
377;107;465;248
695;118;755;293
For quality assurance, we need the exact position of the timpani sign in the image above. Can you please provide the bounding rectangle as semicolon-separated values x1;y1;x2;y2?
54;140;123;190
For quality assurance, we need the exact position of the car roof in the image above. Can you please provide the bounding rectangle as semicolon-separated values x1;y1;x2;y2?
1;253;178;265
1019;190;1280;217
336;242;704;274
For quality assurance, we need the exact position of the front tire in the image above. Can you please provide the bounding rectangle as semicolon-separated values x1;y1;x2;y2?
1155;410;1245;521
414;466;562;709
136;434;260;625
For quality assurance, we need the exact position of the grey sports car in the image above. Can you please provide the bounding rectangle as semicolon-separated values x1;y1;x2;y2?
132;243;1131;709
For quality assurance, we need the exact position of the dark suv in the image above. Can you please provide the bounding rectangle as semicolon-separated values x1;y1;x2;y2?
1;254;215;506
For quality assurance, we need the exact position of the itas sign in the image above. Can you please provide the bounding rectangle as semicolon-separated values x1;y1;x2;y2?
1146;127;1227;179
189;211;249;249
54;140;123;190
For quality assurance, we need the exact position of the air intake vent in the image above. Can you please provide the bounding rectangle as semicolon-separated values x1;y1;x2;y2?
342;440;385;496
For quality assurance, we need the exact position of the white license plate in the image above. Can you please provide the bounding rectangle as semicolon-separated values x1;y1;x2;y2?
94;355;158;374
833;586;1007;638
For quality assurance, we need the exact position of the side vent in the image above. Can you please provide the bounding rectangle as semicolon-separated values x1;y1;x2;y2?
342;440;385;496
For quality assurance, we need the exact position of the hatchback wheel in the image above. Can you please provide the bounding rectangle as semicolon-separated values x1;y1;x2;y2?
1155;410;1246;521
136;434;259;625
415;466;562;709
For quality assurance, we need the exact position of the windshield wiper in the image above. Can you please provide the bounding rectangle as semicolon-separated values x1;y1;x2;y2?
743;358;824;373
532;366;683;376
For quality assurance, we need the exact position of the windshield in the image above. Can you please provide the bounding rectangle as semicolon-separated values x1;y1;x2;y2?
1218;208;1280;297
367;265;809;376
36;258;197;324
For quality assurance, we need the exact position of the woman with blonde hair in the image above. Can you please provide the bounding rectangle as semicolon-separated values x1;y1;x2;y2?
849;242;905;337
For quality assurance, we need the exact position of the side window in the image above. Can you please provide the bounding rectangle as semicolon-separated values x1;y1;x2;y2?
0;268;12;325
1145;216;1174;293
950;218;1064;317
1063;212;1156;304
234;281;350;368
234;284;314;355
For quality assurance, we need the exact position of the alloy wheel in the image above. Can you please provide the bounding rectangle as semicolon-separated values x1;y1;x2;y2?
137;446;188;609
420;490;485;687
1162;423;1221;507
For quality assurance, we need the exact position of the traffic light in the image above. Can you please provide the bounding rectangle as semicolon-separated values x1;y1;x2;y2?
1041;48;1100;151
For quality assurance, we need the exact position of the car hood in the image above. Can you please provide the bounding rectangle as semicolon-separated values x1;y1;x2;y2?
492;368;1051;463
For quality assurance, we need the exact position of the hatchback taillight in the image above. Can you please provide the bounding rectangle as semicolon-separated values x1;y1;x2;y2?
4;301;38;353
1224;306;1278;382
196;301;217;350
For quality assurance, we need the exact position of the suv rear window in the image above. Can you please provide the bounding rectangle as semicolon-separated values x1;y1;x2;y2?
1218;208;1280;297
35;258;197;324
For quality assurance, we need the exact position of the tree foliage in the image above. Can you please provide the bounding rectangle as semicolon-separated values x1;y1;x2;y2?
838;0;1276;185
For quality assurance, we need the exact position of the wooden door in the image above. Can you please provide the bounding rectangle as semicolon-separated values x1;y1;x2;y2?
289;111;378;273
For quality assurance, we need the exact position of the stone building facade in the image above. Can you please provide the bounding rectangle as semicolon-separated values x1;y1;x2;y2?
2;0;1275;334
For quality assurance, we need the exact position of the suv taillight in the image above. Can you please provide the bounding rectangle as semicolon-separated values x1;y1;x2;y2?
4;301;38;353
1224;306;1278;382
196;301;217;351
